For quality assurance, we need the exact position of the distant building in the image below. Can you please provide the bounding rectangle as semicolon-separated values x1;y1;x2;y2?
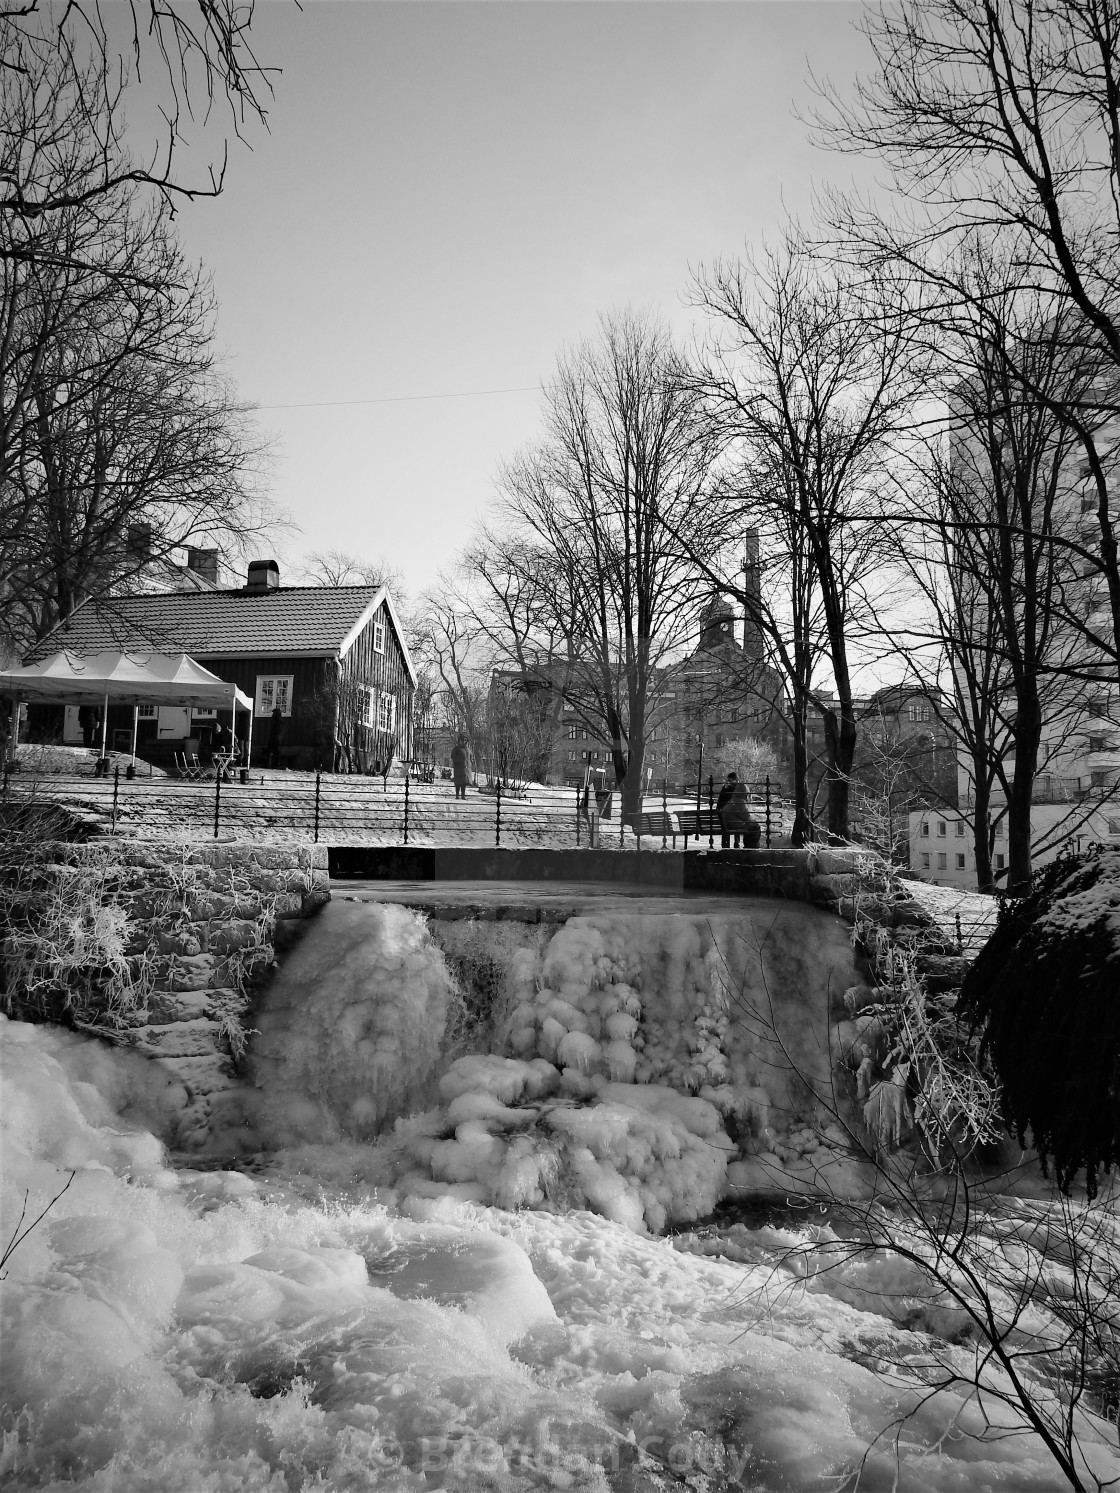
23;561;416;771
909;802;1120;888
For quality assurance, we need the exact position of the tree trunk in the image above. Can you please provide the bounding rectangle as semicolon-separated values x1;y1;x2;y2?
1006;691;1042;897
822;703;858;843
970;773;997;895
790;704;813;847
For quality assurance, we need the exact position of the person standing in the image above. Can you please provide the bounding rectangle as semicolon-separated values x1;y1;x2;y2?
265;706;284;770
450;735;471;799
716;771;737;849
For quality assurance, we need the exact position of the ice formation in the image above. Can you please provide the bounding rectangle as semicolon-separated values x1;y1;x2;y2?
4;1012;1117;1491
373;908;872;1229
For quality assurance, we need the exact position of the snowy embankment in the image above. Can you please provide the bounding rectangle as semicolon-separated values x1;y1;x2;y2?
5;1011;1118;1491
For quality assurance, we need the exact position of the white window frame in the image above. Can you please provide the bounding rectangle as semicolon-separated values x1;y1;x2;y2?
377;692;395;734
137;704;157;719
255;674;294;717
358;684;375;727
373;621;386;655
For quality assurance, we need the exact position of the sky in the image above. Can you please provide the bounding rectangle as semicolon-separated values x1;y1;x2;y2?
171;1;877;604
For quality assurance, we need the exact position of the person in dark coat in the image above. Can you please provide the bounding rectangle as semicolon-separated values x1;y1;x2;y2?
78;704;100;749
723;781;759;850
266;706;284;769
450;736;471;799
716;771;737;848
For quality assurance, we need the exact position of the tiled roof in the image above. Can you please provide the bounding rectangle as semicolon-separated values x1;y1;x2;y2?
26;586;385;663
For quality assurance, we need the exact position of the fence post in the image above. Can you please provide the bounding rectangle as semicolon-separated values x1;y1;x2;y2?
662;781;668;850
495;781;501;848
955;912;963;954
313;767;321;844
575;786;581;847
403;772;410;846
213;763;221;840
765;775;772;849
112;764;120;836
708;775;715;849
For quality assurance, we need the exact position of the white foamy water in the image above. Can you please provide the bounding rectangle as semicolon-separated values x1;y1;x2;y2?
3;900;1119;1490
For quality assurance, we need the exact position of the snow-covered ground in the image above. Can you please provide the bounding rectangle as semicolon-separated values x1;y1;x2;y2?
5;1012;1118;1491
4;895;1116;1491
901;878;1000;954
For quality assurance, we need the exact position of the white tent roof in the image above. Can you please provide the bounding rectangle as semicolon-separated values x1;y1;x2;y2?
0;649;252;711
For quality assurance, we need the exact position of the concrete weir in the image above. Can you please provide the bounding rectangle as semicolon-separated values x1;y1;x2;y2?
327;844;868;911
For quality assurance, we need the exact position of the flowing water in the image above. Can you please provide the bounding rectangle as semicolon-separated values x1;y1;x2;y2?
2;886;1117;1491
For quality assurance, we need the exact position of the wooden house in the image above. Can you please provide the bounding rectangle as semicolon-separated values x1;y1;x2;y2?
23;561;417;771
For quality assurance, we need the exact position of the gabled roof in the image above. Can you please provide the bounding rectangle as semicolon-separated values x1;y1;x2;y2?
25;585;418;686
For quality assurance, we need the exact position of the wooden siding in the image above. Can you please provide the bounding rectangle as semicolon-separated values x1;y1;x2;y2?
338;601;414;769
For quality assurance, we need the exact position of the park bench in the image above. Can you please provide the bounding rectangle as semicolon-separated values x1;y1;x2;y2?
675;807;763;849
628;809;680;846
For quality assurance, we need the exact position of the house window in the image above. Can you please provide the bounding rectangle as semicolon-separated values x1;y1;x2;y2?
1091;769;1113;788
956;854;966;869
358;684;375;727
255;674;293;717
568;725;578;739
1089;736;1108;753
137;705;157;719
920;853;930;869
1088;698;1109;718
955;821;966;837
920;821;929;838
996;853;1006;870
1107;819;1120;836
936;820;946;837
937;853;947;870
377;693;395;734
373;622;386;655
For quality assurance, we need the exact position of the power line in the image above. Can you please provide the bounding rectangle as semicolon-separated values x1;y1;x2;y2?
256;384;541;412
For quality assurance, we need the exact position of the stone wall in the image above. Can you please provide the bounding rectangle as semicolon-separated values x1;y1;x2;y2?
4;840;329;1150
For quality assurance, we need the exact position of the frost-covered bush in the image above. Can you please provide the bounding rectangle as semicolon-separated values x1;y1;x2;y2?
959;848;1120;1198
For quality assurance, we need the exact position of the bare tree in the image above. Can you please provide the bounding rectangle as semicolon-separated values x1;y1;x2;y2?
693;236;924;842
1;196;271;653
1;3;277;226
496;310;719;818
814;0;1120;682
297;549;406;597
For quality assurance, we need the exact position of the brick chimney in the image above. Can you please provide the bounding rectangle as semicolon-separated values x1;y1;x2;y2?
742;529;763;659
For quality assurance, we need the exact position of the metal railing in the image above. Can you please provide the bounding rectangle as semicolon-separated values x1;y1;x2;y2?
2;763;794;850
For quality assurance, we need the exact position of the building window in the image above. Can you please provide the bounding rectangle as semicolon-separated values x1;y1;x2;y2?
377;693;395;734
255;675;293;717
920;821;929;838
936;820;946;837
373;621;386;655
996;853;1006;870
358;684;375;727
1088;698;1109;718
956;854;966;869
568;725;578;739
1091;769;1113;788
955;820;965;837
937;853;947;870
1089;736;1109;753
1107;819;1120;836
920;853;930;869
137;704;157;719
993;820;1004;838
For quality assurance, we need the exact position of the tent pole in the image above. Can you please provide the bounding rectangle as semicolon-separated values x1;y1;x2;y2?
100;693;109;762
244;700;254;770
130;706;139;766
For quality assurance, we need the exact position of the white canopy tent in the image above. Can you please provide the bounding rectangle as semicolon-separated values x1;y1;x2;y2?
0;650;254;768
